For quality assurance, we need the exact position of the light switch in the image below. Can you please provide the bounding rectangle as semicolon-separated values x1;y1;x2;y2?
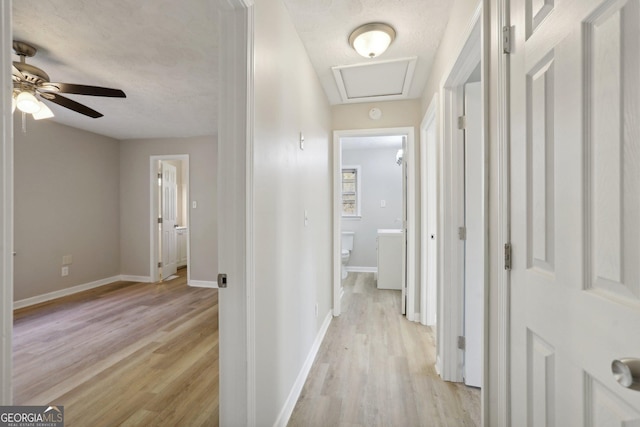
192;201;197;209
380;200;386;208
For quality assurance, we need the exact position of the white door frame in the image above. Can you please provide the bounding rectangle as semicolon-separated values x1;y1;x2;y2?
485;0;510;424
149;155;190;283
218;0;255;425
437;2;482;383
332;127;416;318
0;0;14;405
420;94;439;327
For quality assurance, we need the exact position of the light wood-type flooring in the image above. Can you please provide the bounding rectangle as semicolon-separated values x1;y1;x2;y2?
288;272;480;427
13;268;219;426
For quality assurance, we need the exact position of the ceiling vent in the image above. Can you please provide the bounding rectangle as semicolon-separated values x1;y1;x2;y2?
332;57;417;103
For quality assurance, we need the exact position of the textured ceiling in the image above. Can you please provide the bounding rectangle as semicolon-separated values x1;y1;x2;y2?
12;0;218;140
282;0;454;105
11;1;453;140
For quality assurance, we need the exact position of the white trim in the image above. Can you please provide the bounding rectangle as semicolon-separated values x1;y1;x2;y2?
332;57;418;104
333;127;416;321
13;276;122;310
273;310;332;427
486;0;510;424
218;1;254;425
0;0;13;405
420;93;439;327
438;2;482;384
120;275;152;283
346;266;378;273
149;154;190;284
189;280;218;289
332;134;343;317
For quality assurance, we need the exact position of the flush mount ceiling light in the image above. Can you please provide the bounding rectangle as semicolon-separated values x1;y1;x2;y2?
349;23;396;59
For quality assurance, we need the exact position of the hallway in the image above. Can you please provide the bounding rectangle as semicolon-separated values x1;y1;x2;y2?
288;273;480;427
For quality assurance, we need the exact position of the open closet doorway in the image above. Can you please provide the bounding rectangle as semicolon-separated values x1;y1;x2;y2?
436;5;485;392
150;155;190;283
332;127;416;318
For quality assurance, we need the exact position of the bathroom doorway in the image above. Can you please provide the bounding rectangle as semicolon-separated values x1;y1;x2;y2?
150;155;191;283
332;127;416;318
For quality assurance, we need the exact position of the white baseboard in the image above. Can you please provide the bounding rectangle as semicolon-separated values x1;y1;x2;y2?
188;280;218;288
119;275;152;283
14;275;122;310
273;310;333;427
346;266;378;273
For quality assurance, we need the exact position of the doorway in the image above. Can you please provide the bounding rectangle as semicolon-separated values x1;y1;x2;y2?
332;127;416;318
150;155;190;283
436;5;485;391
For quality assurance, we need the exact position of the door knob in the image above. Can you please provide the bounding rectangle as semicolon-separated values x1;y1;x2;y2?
612;358;640;391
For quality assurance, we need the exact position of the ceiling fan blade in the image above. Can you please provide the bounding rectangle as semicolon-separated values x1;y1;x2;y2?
42;82;126;98
12;63;25;80
40;93;103;118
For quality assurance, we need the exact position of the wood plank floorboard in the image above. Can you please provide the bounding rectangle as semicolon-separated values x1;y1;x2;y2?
288;272;480;427
13;268;219;427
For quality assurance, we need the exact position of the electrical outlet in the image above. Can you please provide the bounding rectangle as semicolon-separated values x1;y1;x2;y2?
61;266;69;277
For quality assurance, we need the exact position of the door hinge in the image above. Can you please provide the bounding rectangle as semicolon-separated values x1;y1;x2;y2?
503;25;513;54
217;273;228;288
157;261;162;268
504;243;512;270
158;217;162;224
457;115;466;130
458;336;466;350
458;226;466;241
157;172;162;180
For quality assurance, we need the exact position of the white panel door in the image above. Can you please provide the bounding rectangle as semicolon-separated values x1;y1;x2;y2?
161;162;178;279
510;0;640;424
464;81;483;388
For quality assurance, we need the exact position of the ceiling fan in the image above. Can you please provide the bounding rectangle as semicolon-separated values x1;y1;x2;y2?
11;40;126;119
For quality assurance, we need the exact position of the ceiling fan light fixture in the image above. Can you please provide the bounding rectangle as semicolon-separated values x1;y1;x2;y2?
32;101;54;120
349;23;396;59
16;91;41;114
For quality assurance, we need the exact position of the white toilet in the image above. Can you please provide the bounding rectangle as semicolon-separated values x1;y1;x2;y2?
341;231;355;280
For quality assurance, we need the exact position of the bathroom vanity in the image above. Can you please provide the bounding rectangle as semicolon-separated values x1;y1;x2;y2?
377;229;403;290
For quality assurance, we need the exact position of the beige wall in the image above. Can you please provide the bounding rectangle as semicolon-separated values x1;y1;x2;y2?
254;0;333;422
332;99;422;131
119;136;217;282
14;116;217;300
14;116;121;301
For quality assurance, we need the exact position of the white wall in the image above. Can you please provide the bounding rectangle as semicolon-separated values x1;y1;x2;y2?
421;0;480;109
119;136;217;282
254;0;333;423
14;116;120;301
341;146;403;269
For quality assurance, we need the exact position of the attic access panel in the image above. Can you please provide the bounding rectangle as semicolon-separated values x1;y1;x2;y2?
332;57;417;103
